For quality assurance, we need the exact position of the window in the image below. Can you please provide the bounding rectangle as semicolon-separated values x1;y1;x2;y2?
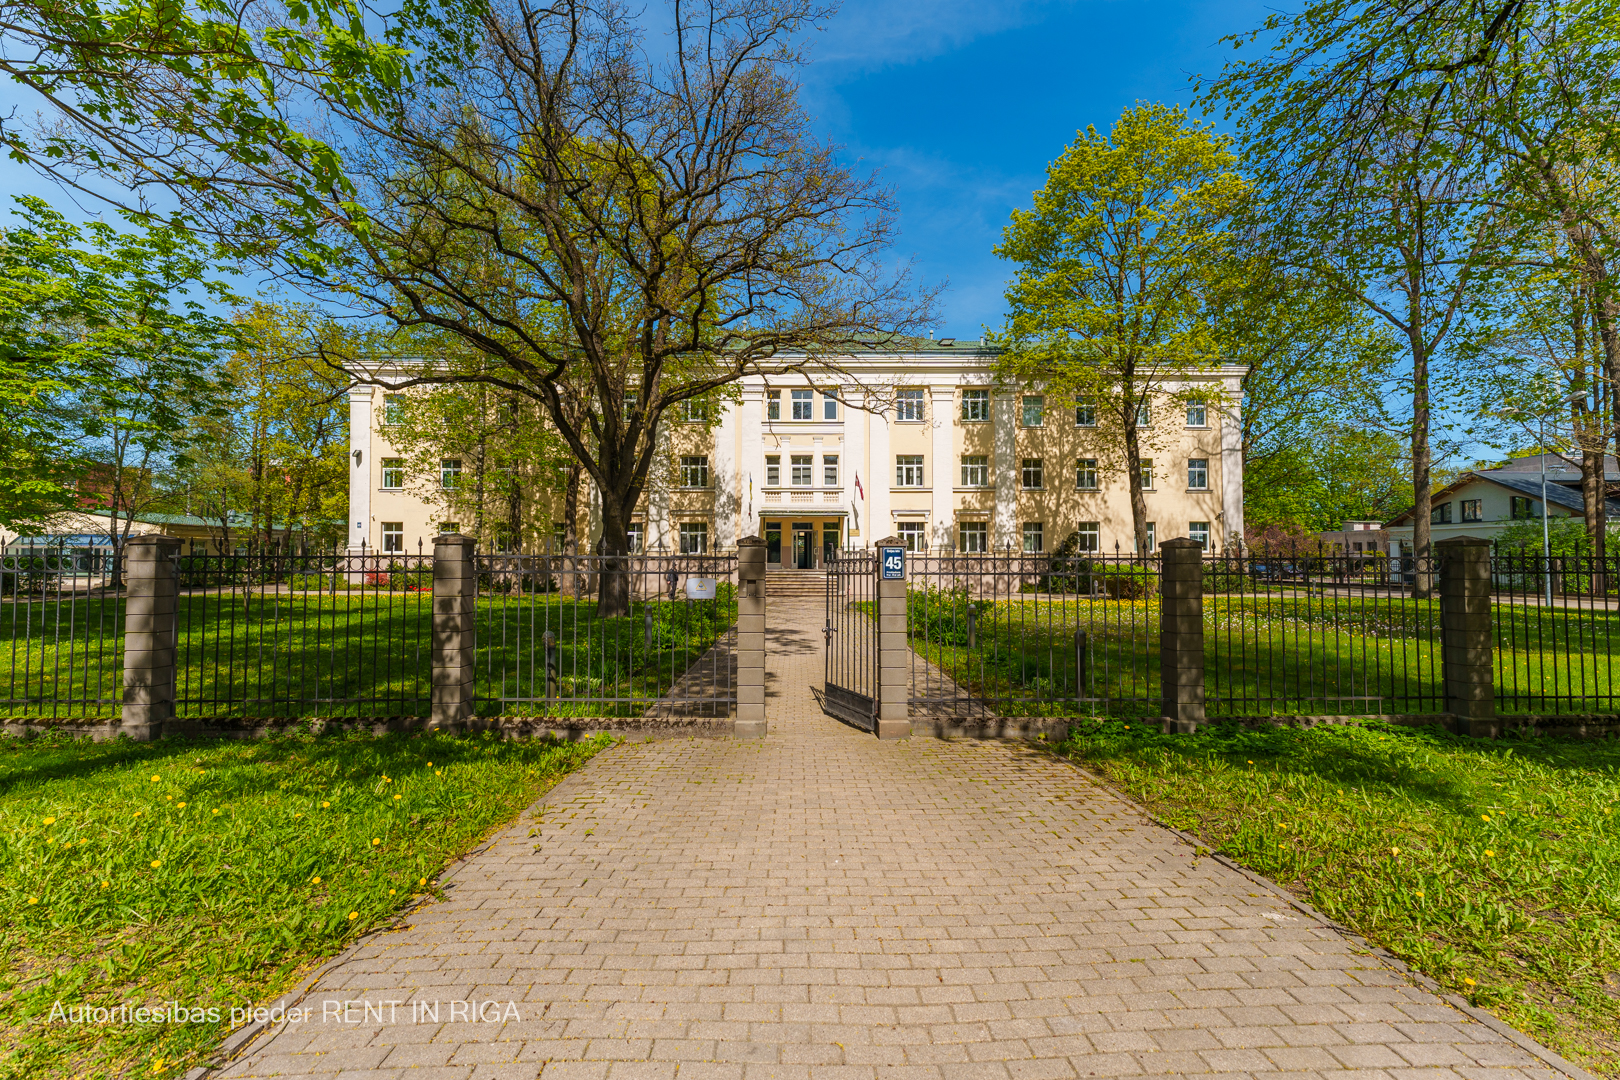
383;394;405;426
961;455;989;487
1076;458;1098;490
765;455;780;486
440;522;459;535
1140;458;1154;490
896;455;925;487
678;522;709;554
1075;401;1097;427
381;522;404;553
823;454;839;487
1186;402;1207;427
1189;521;1210;549
1076;522;1100;552
441;458;462;489
1021;395;1044;427
823;393;838;420
961;389;990;422
1135;521;1156;553
791;389;813;420
1187;458;1208;490
623;392;638;419
1021;458;1044;489
381;458;404;489
552;523;567;552
896;389;925;421
680;455;710;488
1432;502;1453;524
767;390;781;420
790;454;813;486
1023;521;1044;553
898;521;927;552
1461;498;1482;522
626;522;645;553
682;399;708;422
958;520;988;553
1510;496;1535;520
1134;401;1152;427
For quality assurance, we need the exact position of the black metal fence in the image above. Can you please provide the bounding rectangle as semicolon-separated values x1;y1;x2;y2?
904;551;1161;718
1492;553;1620;714
172;547;434;718
2;546;125;719
823;549;878;730
474;551;739;717
1203;552;1444;717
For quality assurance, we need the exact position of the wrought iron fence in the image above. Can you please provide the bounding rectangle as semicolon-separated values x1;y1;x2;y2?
475;551;739;717
905;550;1161;718
1203;552;1444;716
824;549;878;731
1492;553;1620;714
1;545;125;718
173;545;434;718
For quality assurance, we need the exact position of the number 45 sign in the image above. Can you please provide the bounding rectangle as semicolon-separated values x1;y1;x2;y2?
880;546;905;580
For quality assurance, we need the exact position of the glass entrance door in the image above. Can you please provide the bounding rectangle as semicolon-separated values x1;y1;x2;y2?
821;523;840;564
764;522;782;565
791;523;814;569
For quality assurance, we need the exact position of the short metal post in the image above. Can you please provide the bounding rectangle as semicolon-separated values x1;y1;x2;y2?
876;535;911;739
122;535;183;740
735;537;767;737
430;533;477;729
1158;538;1205;734
1439;538;1497;737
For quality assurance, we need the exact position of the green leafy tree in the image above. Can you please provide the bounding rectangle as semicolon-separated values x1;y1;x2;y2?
994;104;1249;552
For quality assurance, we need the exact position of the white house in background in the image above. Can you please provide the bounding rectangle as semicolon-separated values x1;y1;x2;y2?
1384;454;1620;551
346;342;1249;565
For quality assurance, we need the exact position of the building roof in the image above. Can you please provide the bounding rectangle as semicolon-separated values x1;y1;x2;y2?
1488;453;1620;483
1384;469;1620;527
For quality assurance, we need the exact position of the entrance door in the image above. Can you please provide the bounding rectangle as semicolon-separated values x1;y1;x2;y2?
791;523;814;569
821;523;840;564
765;522;782;566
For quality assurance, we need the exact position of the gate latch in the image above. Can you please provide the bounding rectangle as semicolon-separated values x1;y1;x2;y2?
822;624;836;642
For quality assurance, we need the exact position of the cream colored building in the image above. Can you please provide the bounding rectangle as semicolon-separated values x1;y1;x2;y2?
346;343;1247;564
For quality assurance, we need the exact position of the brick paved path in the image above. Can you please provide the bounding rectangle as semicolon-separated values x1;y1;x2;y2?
212;597;1565;1080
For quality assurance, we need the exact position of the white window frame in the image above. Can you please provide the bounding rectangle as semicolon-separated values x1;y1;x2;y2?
1188;521;1210;549
765;455;780;486
381;522;404;553
790;389;813;420
626;522;645;553
958;520;988;553
1187;458;1208;490
961;389;990;422
1134;401;1152;427
896;389;925;422
682;399;708;422
896;455;925;487
823;393;838;420
1021;395;1044;427
1076;458;1098;490
680;455;710;488
382;394;406;426
767;391;781;420
678;522;709;555
1022;521;1044;553
897;521;927;552
1075;401;1096;427
1140;459;1154;491
1186;402;1207;427
1021;458;1043;489
381;458;404;489
441;458;462;489
1076;522;1100;552
961;455;989;488
790;454;813;486
822;454;839;488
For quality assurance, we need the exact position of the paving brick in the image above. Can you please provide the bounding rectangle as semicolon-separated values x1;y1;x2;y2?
206;596;1571;1080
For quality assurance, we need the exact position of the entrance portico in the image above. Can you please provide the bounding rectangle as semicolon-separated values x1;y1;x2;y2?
760;515;845;569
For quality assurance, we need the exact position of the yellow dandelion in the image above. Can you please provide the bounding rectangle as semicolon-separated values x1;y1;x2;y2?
436;770;442;776
212;808;221;815
26;896;38;904
165;795;172;801
322;801;330;808
1484;850;1495;857
389;888;396;895
1464;977;1476;986
427;762;432;767
1481;814;1490;821
1390;847;1400;855
393;794;402;801
371;838;380;846
150;775;160;783
1415;890;1424;898
1247;760;1254;764
46;838;55;846
294;812;303;818
132;811;142;818
348;911;358;920
176;802;186;809
78;838;88;846
42;816;55;825
419;878;426;886
150;860;162;868
312;876;322;884
101;881;109;888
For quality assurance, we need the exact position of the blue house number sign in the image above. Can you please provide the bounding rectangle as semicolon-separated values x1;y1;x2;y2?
880;546;905;580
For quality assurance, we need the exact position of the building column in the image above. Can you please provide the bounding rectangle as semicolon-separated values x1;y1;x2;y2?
348;387;372;551
842;383;867;545
713;397;738;549
993;389;1017;550
122;535;183;740
738;384;765;540
1219;383;1245;549
869;395;891;545
930;382;956;552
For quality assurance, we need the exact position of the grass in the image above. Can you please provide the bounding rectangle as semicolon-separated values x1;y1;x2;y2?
1055;720;1620;1076
898;589;1620;716
0;589;738;719
0;728;610;1079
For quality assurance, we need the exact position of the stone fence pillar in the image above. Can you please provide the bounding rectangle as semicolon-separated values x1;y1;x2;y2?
431;534;477;729
122;535;183;740
735;537;767;737
875;536;911;740
1159;538;1206;734
1438;538;1497;737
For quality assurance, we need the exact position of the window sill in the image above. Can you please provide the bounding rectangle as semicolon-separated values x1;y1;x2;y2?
891;487;931;493
953;486;992;492
1186;487;1210;494
893;418;926;424
1076;486;1100;493
1020;487;1045;492
378;487;404;493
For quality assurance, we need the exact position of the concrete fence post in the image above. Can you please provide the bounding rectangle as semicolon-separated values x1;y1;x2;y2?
875;535;911;740
735;536;767;738
431;534;477;729
1438;538;1497;737
121;535;183;740
1158;538;1206;734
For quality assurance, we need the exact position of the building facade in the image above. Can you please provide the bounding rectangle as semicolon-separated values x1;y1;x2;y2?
1384;456;1620;551
346;344;1247;564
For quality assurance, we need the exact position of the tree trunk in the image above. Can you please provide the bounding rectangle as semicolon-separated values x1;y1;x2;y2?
1409;331;1433;599
562;462;582;599
596;490;633;618
1122;391;1150;556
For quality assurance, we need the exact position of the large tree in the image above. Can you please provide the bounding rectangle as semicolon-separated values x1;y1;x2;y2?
993;104;1248;552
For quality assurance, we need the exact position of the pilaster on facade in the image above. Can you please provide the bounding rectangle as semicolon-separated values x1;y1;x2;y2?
713;398;739;550
842;383;868;545
348;387;373;551
867;398;890;547
1219;374;1245;548
929;382;956;551
992;389;1018;551
738;387;765;535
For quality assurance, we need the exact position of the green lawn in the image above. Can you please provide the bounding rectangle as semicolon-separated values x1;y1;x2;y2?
1055;720;1620;1076
899;590;1620;716
0;729;609;1079
0;588;738;720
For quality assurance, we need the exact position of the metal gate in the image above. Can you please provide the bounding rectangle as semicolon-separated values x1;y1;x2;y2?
823;549;879;730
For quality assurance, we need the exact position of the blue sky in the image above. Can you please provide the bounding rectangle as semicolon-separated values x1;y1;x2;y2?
797;0;1274;338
